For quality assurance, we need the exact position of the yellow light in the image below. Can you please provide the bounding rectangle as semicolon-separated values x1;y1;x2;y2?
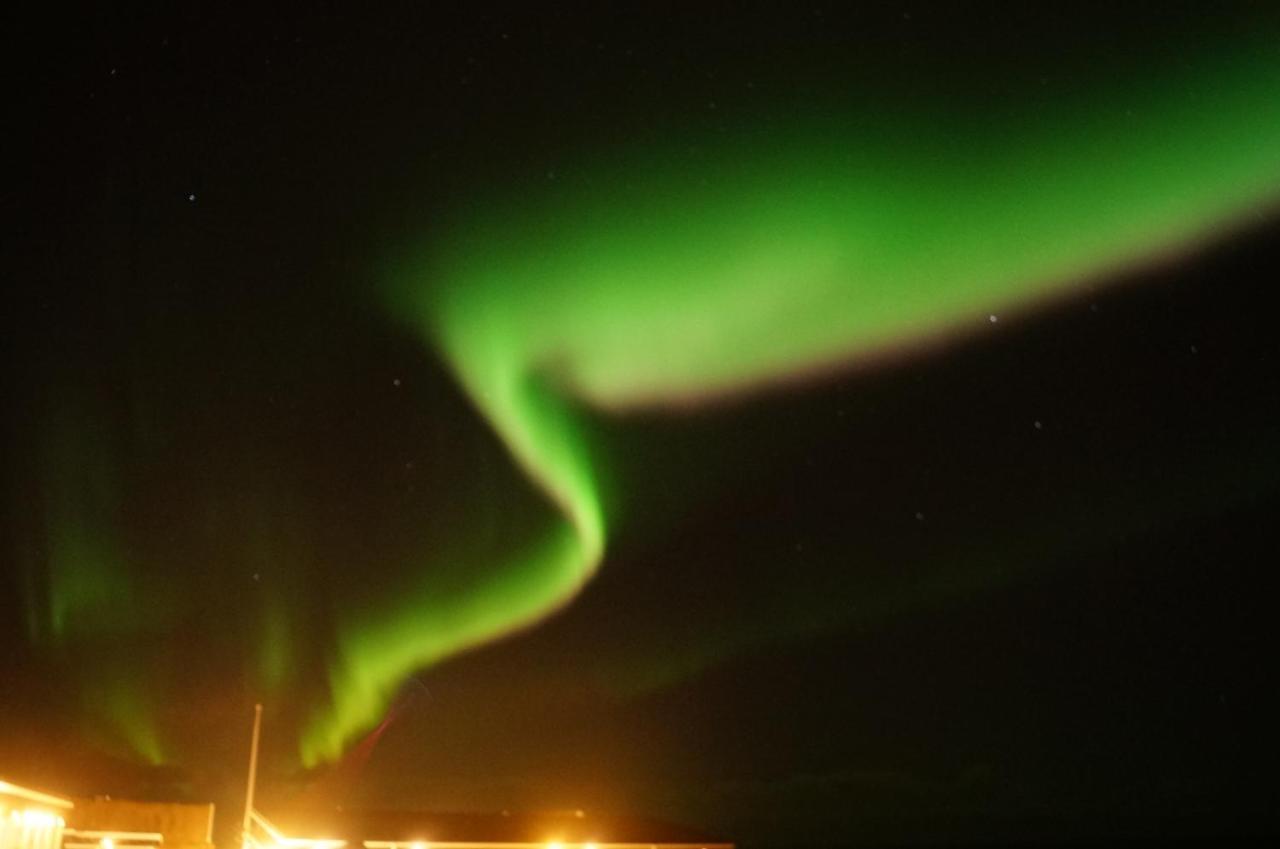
546;842;564;849
585;843;599;849
101;839;115;849
250;810;346;849
20;809;61;827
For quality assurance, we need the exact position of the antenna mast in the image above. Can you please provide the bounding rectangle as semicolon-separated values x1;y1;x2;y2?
241;704;264;849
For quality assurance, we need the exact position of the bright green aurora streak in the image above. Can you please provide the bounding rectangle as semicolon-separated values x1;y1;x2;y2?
305;40;1280;763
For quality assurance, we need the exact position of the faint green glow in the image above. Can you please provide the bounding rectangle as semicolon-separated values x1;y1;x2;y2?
257;595;293;695
94;678;168;766
299;39;1280;761
25;404;170;764
37;409;136;641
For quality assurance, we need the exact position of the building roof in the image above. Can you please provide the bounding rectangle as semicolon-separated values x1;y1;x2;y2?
0;778;74;811
268;808;730;848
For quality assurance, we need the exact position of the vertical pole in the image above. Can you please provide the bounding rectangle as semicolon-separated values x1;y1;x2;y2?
241;703;263;849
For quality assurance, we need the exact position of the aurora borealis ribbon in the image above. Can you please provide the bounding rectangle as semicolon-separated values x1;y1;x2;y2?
296;34;1280;763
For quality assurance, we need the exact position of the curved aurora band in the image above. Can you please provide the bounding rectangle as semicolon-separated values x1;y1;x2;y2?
303;38;1280;764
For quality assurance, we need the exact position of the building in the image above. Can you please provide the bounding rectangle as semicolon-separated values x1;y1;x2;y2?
251;808;732;849
66;798;214;849
1;778;214;849
1;779;72;849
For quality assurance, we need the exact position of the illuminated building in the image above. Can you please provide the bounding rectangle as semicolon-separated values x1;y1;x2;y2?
1;778;215;849
0;779;71;849
249;809;731;849
65;798;214;849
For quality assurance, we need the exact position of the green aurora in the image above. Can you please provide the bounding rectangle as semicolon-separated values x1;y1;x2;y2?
299;38;1280;763
12;26;1280;769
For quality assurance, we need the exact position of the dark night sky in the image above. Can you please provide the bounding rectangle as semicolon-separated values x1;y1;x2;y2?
6;5;1280;847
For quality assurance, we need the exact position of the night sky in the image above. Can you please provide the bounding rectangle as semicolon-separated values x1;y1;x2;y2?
6;5;1280;847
